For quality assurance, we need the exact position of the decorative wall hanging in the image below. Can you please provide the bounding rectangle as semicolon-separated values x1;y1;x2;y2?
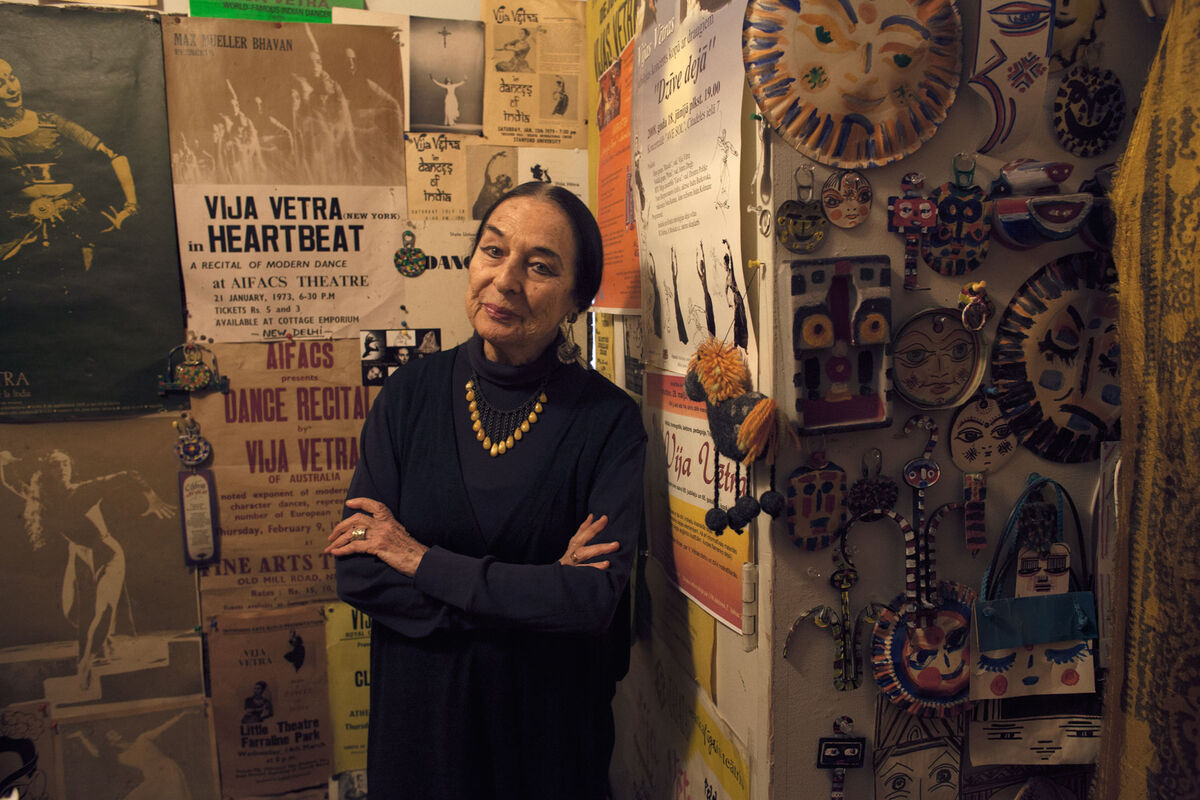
821;169;872;229
1052;65;1126;158
776;164;828;254
900;415;941;561
888;172;937;291
957;280;995;332
967;0;1055;154
783;539;887;692
922;154;993;276
846;447;899;521
874;697;965;798
393;230;428;277
840;506;976;717
785;453;847;551
892;307;985;411
948;393;1018;556
991;251;1119;462
742;0;963;169
173;414;219;567
971;476;1098;702
988;159;1094;250
158;337;230;395
817;716;866;800
969;694;1102;767
684;337;779;534
789;256;893;434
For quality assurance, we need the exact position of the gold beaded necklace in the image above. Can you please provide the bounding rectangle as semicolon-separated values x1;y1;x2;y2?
465;374;547;457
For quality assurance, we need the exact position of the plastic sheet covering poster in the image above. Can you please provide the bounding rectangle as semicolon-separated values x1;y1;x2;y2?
0;702;63;800
631;0;750;374
644;368;750;632
0;4;186;421
593;41;641;313
324;601;371;773
483;0;588;149
611;646;749;800
57;697;217;800
209;604;332;798
0;417;204;710
188;340;368;617
162;17;409;342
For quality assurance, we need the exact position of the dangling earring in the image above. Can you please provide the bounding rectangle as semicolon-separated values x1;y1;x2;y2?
557;312;581;364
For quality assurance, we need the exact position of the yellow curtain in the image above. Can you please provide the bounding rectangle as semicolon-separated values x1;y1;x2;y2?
1097;1;1200;797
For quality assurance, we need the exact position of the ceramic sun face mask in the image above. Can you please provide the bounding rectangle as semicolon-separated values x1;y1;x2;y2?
822;170;872;229
992;252;1119;462
743;0;963;168
892;309;984;410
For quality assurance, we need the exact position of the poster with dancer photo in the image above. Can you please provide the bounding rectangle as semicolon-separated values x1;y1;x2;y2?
631;0;752;374
483;0;587;149
408;16;485;135
0;417;203;709
0;4;186;420
406;132;469;220
162;17;410;342
209;605;332;798
57;698;217;800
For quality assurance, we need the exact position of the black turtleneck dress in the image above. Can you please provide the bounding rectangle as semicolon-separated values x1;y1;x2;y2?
336;335;646;800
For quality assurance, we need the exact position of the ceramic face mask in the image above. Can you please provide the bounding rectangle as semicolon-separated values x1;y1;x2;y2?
743;0;962;168
893;309;983;410
822;170;872;229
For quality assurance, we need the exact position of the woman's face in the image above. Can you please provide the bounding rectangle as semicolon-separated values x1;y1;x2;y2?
465;195;578;365
0;61;23;112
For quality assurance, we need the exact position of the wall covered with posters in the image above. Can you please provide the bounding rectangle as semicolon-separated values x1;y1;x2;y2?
0;0;1167;797
0;0;591;797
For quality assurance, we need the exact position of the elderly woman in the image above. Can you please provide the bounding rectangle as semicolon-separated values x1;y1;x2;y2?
325;182;646;799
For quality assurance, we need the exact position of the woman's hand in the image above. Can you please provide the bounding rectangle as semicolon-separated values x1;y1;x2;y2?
559;513;618;569
324;497;429;577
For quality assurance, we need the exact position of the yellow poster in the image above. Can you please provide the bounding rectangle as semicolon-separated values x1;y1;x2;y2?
324;601;372;773
644;368;751;632
482;0;587;148
595;312;616;382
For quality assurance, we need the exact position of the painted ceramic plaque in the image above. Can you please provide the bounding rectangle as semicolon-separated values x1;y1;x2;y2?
991;251;1119;462
892;308;984;410
743;0;963;169
1052;65;1126;158
790;255;893;434
922;181;992;276
822;169;873;229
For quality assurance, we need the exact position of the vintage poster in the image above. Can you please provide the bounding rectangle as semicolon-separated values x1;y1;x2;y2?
516;146;588;198
0;4;186;420
324;601;371;774
408;16;485;135
0;417;204;709
209;604;332;797
611;646;750;800
187;340;369;616
631;0;751;374
623;313;645;399
593;41;640;313
644;369;751;632
57;697;217;800
163;16;411;342
0;702;63;800
405;132;469;220
595;312;616;382
483;0;587;149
